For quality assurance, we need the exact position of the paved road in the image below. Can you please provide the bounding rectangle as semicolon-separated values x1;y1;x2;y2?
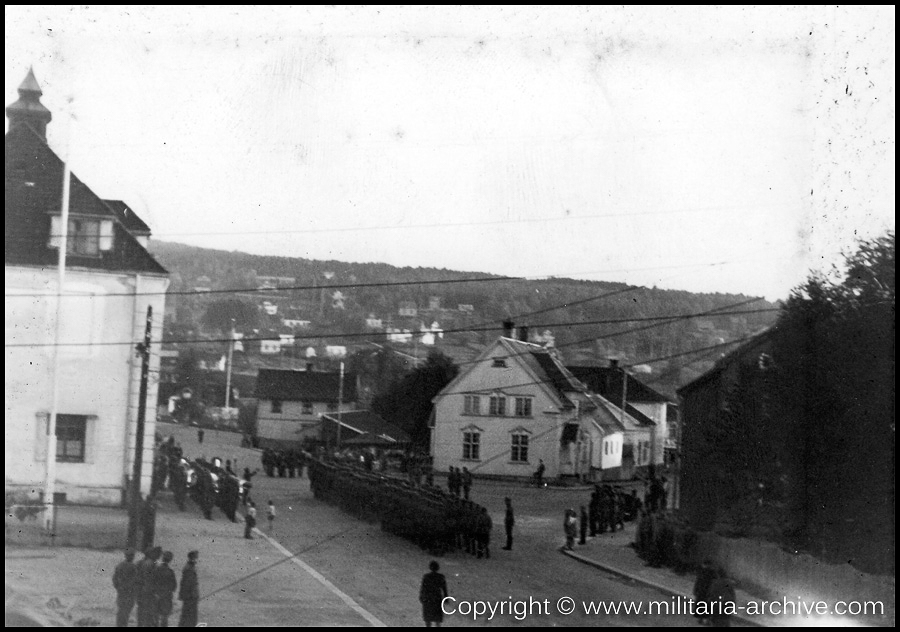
248;471;703;627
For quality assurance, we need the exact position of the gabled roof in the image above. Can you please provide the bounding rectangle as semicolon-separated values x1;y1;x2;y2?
254;368;358;403
320;410;410;443
584;392;652;433
103;200;151;235
676;328;775;397
566;365;670;403
434;336;587;411
5;122;167;275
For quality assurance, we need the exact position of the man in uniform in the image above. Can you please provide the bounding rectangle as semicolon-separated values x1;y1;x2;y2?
177;550;200;627
154;550;178;627
502;497;514;551
135;546;161;627
112;548;137;627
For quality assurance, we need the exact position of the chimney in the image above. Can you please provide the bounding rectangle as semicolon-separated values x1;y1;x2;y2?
306;362;314;372
609;358;619;369
518;326;529;342
502;319;514;338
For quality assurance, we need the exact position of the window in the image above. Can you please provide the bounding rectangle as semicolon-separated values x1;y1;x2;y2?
49;216;113;255
301;401;313;415
489;394;506;416
271;400;283;414
463;395;481;415
511;433;529;462
462;432;480;460
56;414;87;463
491;357;507;368
514;397;533;417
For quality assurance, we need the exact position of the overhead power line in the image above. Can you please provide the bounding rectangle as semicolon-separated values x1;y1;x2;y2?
4;306;777;350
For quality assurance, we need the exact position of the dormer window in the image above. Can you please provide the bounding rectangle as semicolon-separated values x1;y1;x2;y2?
491;357;507;368
49;216;114;255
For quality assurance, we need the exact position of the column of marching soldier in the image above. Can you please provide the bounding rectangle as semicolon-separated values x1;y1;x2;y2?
308;459;495;558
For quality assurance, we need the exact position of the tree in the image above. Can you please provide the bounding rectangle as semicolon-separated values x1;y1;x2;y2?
372;350;460;449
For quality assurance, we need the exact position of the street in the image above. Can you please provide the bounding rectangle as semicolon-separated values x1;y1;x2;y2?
242;466;700;626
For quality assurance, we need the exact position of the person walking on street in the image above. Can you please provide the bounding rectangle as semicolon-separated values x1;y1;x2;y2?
563;509;577;551
177;551;200;628
693;559;718;626
244;501;257;539
706;569;737;627
419;560;449;628
502;497;514;550
154;551;178;627
112;549;137;627
534;460;545;487
461;467;473;500
266;500;276;532
579;506;588;545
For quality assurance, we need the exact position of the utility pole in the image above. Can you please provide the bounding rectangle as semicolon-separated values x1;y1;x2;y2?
44;141;72;534
336;361;345;450
225;319;235;408
126;306;153;552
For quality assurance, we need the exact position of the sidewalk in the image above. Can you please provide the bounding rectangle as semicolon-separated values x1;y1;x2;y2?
5;497;384;627
561;521;893;627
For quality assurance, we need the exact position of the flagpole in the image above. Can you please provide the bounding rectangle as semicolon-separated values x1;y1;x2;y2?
225;319;235;408
44;125;73;533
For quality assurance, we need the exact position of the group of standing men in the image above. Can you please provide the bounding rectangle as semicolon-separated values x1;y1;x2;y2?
261;448;307;478
113;547;200;627
446;466;473;500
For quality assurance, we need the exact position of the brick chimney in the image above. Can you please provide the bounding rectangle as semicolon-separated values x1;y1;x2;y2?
502;319;514;338
518;326;529;342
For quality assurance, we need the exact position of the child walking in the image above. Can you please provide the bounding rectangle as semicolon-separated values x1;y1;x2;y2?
266;500;276;532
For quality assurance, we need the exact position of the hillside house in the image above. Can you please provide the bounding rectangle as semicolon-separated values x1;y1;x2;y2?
255;368;359;447
5;69;169;505
398;301;418;317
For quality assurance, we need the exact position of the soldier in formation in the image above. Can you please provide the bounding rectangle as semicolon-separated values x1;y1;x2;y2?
309;459;493;558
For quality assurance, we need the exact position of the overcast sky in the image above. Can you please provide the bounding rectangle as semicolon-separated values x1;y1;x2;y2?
5;6;895;300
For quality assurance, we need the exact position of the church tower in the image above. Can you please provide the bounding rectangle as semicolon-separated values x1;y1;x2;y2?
6;68;52;140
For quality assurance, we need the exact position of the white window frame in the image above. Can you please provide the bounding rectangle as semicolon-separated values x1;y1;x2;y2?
463;395;481;415
510;432;530;463
489;394;506;416
514;396;533;417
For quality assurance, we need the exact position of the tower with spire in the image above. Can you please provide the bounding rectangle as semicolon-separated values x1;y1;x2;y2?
6;67;52;140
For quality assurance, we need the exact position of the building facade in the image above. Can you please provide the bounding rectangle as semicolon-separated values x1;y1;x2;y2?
5;69;169;505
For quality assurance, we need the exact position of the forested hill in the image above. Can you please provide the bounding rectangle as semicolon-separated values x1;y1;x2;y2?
148;240;779;396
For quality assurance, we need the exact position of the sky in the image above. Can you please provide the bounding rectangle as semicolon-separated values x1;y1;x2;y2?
5;6;895;301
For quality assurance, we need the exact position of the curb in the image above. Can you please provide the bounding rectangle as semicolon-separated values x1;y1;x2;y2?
560;548;763;627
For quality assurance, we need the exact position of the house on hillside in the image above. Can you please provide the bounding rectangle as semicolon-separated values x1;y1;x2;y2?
398;301;417;317
254;368;358;447
567;361;671;470
430;324;627;481
5;69;169;505
320;410;410;448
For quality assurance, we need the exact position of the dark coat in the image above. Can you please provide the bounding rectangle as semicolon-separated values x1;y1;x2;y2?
153;563;178;615
178;563;199;603
113;559;137;598
419;571;448;623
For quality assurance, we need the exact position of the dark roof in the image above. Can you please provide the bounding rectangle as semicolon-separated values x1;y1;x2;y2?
103;200;151;235
254;368;358;403
321;410;410;443
5;122;167;275
501;338;585;409
566;366;670;403
625;403;656;427
676;329;774;397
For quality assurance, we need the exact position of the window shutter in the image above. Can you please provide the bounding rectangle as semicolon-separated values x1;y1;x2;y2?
48;216;62;249
35;412;49;461
99;220;114;251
